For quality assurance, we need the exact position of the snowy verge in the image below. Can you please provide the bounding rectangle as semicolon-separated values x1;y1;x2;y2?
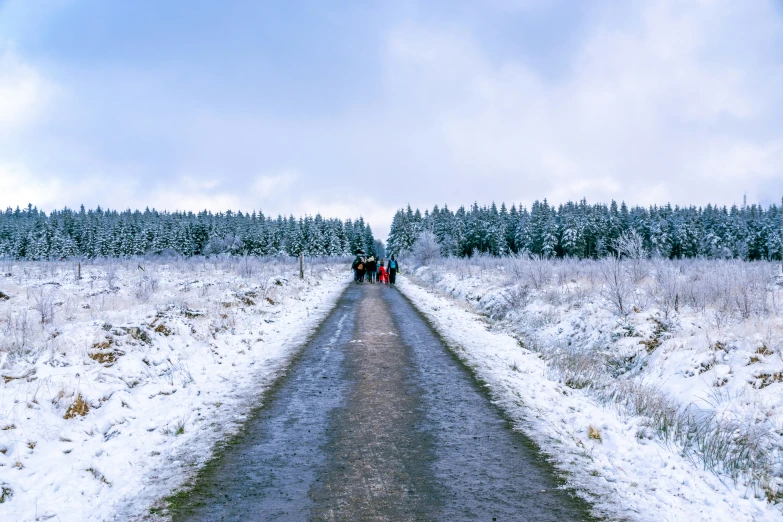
397;274;782;522
0;259;349;521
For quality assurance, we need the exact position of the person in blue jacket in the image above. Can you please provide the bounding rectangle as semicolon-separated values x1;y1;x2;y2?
387;256;399;285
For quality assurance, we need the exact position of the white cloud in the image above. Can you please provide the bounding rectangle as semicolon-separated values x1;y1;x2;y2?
0;163;63;209
2;0;782;240
0;50;50;136
378;0;783;211
252;171;298;198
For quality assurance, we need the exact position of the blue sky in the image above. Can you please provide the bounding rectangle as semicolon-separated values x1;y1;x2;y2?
1;0;782;238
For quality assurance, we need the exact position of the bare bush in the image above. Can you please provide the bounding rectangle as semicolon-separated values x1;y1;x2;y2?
599;255;631;316
615;230;648;283
732;264;770;319
2;310;34;358
135;272;160;302
411;230;442;266
519;255;552;290
30;287;56;325
104;263;119;290
652;262;680;320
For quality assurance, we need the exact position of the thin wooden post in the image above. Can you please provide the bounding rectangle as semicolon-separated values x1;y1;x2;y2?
77;262;81;280
299;253;304;279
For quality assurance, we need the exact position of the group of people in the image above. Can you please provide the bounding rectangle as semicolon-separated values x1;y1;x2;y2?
351;251;399;285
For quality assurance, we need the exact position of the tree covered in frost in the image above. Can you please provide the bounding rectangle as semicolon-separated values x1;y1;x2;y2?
0;204;374;260
387;198;783;260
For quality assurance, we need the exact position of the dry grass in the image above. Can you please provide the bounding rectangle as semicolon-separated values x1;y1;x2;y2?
64;394;89;419
87;467;111;486
88;350;120;364
588;425;602;441
154;322;172;336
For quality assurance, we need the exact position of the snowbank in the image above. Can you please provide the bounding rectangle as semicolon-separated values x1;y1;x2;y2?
398;258;783;522
0;258;348;521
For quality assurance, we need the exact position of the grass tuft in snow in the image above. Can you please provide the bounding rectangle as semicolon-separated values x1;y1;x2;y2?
64;394;89;419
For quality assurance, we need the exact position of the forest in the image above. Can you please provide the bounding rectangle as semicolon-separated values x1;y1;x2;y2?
387;198;783;260
0;204;377;260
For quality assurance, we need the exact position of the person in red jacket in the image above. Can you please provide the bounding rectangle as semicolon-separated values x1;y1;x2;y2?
378;261;389;284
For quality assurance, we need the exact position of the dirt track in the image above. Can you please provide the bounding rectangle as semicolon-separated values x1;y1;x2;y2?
169;283;594;521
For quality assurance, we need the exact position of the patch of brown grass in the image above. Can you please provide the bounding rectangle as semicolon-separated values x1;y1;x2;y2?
756;344;774;357
639;318;667;353
154;323;172;336
87;467;111;486
64;394;89;419
89;351;120;364
2;370;35;384
92;338;113;350
588;425;602;442
752;372;783;389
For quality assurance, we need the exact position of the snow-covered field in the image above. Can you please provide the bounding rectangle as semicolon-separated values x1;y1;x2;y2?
399;256;783;521
0;257;348;521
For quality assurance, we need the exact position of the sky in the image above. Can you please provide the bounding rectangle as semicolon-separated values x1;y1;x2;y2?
1;0;782;240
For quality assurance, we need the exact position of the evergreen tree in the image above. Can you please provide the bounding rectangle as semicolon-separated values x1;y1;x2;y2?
386;197;783;261
0;205;369;259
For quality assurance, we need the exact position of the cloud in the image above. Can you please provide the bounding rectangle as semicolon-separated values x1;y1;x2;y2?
252;171;298;198
373;0;783;214
2;0;782;241
0;50;51;136
291;196;399;230
0;163;63;209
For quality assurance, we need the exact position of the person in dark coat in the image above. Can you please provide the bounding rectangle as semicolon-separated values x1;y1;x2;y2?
351;251;366;283
388;256;399;285
366;257;377;284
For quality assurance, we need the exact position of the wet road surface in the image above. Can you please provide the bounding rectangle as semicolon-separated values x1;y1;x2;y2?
169;283;594;521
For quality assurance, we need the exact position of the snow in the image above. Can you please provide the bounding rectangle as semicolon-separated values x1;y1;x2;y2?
4;254;782;521
397;260;783;522
0;258;348;521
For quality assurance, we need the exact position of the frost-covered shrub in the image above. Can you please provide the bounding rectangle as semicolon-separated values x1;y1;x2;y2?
599;255;631;316
505;254;552;290
615;230;648;283
411;230;442;267
30;287;56;325
651;261;680;320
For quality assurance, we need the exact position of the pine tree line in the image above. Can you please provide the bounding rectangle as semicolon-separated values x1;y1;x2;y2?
0;204;376;260
387;199;783;260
